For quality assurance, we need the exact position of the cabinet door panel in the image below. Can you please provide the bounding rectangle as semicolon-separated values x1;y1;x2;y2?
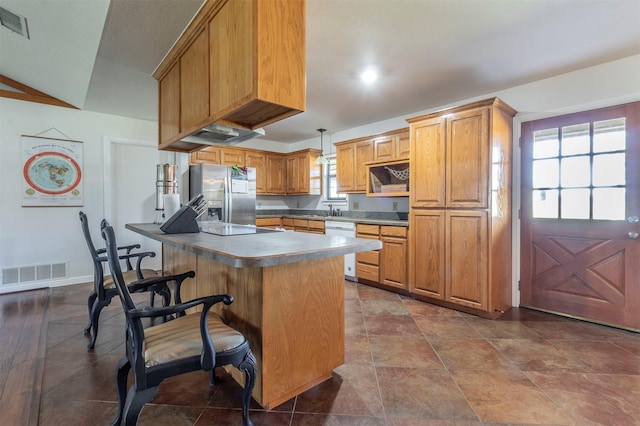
446;108;489;208
446;210;488;309
191;147;220;164
159;63;180;145
354;141;374;191
396;131;410;159
245;151;266;193
410;118;445;207
336;144;355;192
265;154;285;194
180;28;209;131
219;148;245;166
410;210;445;299
374;136;395;161
381;236;407;289
286;155;298;193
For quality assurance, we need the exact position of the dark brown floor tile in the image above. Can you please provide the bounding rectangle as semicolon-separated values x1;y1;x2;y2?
414;317;482;339
549;340;640;374
344;281;359;300
429;338;516;371
208;368;278;411
344;334;373;365
49;283;93;306
489;338;592;372
364;314;422;336
387;419;482;426
295;364;384;417
377;367;477;421
497;307;571;322
345;311;366;336
345;297;362;314
361;298;409;315
451;369;574;424
150;370;216;407
465;317;544;339
357;284;400;301
402;299;462;317
291;412;386;425
38;397;116;426
522;318;633;341
42;350;99;393
42;354;123;402
527;371;640;425
46;323;124;354
613;339;640;356
197;407;291;425
136;404;204;426
369;335;443;369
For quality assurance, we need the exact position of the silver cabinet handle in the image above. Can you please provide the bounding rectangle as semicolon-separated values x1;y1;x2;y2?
629;231;640;239
628;215;639;224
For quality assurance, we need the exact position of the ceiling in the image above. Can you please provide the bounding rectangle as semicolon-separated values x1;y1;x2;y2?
1;0;639;144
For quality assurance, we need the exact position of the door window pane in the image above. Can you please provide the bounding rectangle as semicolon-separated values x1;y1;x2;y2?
561;189;590;219
533;128;559;159
594;118;625;153
532;159;559;188
533;190;559;219
593;188;625;220
561;124;590;156
561;156;590;188
593;153;625;187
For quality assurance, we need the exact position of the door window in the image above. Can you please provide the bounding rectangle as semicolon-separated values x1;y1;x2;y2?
531;118;626;220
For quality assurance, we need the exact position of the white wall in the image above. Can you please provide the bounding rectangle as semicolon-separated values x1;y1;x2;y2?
0;98;180;293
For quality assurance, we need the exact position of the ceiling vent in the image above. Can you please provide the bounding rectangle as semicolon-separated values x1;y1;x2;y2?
0;6;30;39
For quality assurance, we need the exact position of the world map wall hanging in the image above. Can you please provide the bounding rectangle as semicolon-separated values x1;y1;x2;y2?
22;135;83;207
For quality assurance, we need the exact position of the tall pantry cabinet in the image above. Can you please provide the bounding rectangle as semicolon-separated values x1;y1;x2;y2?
408;98;516;317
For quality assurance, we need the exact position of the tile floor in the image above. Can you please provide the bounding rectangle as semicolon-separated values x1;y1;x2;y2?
3;281;640;425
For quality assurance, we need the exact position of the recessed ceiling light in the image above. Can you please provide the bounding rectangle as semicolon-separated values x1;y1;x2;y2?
360;68;378;84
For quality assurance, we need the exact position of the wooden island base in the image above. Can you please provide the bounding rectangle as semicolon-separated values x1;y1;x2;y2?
163;244;345;409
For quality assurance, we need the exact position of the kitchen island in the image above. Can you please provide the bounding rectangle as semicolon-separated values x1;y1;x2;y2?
125;223;381;409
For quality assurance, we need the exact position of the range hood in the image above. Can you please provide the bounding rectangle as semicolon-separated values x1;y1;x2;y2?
180;123;265;146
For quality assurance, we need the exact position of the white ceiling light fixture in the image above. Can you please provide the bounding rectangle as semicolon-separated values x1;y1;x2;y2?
360;67;378;85
315;128;329;165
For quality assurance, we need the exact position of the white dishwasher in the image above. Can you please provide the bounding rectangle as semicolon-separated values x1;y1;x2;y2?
325;221;357;281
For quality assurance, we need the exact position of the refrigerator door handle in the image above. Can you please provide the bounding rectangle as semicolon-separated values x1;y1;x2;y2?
223;175;231;222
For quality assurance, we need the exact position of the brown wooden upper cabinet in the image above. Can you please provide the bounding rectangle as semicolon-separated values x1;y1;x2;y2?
286;149;322;195
154;0;306;152
335;128;409;193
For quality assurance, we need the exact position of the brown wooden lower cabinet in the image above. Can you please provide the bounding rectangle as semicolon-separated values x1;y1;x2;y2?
356;224;408;290
256;217;281;229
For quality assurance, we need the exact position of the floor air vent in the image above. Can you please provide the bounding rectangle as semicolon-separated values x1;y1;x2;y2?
2;262;67;285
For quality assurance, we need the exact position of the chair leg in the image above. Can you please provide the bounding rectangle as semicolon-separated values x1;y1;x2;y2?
122;386;159;426
110;356;131;426
237;349;257;426
87;299;110;350
84;291;97;334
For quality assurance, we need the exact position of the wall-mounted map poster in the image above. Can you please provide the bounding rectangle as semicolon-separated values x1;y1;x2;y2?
22;136;83;207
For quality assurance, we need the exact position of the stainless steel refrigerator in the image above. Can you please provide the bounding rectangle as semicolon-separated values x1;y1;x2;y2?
189;164;256;225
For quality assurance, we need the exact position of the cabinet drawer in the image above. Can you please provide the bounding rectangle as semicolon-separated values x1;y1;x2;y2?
357;250;379;265
308;220;325;231
356;223;380;237
192;147;220;164
256;218;281;227
357;264;379;281
282;218;294;226
293;219;308;228
380;226;407;238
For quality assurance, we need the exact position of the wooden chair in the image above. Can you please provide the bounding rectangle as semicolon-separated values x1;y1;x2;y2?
79;211;171;349
101;224;257;426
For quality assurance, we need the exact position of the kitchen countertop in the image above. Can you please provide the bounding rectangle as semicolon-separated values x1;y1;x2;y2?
257;214;409;227
126;223;382;268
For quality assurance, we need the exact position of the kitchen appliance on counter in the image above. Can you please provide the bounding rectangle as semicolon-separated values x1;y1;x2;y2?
154;164;178;224
189;164;256;225
325;221;357;281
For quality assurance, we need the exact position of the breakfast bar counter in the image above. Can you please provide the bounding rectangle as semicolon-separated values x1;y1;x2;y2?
125;223;381;409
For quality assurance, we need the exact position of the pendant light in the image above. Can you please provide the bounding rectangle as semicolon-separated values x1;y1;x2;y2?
314;128;329;164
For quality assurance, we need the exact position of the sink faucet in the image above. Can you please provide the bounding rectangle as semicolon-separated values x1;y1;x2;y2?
328;203;333;216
